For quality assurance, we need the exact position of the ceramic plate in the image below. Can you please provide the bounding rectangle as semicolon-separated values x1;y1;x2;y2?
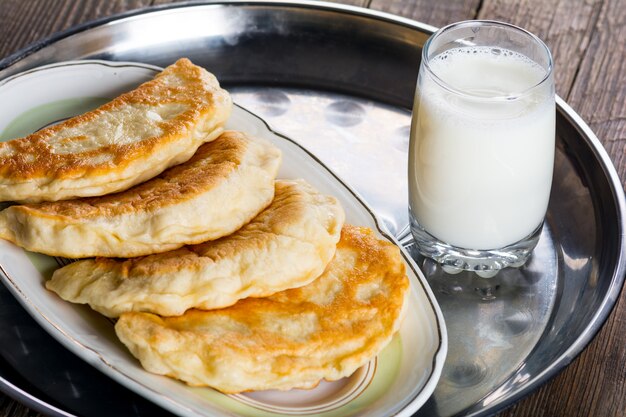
0;60;447;417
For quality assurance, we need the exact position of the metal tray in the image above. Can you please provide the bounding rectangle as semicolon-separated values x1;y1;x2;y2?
0;1;624;416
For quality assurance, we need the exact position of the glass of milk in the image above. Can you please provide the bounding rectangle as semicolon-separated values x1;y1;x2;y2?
408;20;555;277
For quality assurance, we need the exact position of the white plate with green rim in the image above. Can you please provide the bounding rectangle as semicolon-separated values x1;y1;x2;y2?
0;60;447;417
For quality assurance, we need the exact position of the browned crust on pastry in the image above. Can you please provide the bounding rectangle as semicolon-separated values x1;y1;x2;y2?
0;58;228;181
14;131;251;218
115;225;409;393
181;225;409;351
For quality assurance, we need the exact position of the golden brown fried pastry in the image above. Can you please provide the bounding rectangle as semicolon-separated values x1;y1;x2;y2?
0;58;232;202
46;179;345;317
0;131;281;257
115;225;409;393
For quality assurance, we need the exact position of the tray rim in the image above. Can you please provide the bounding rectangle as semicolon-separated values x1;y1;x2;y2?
0;0;438;74
0;1;623;417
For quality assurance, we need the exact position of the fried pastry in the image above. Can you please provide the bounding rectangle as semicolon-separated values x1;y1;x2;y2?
115;225;409;393
0;58;232;202
46;179;345;317
0;131;281;257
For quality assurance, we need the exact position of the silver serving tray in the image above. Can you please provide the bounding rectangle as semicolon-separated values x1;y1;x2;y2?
0;1;624;416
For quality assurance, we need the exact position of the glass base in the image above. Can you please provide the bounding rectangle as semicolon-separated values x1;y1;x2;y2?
409;215;543;278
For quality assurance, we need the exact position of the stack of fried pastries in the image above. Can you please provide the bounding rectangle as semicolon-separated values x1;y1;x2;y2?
0;58;410;394
0;130;282;257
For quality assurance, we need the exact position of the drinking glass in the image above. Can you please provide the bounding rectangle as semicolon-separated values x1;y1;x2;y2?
408;20;555;277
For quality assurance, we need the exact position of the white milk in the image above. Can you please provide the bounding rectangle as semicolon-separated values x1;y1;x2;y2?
409;47;555;250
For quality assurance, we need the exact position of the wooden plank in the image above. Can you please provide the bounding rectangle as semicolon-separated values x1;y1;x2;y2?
0;0;152;59
151;0;370;6
0;395;36;417
315;0;368;5
477;0;603;100
369;0;480;28
567;0;626;182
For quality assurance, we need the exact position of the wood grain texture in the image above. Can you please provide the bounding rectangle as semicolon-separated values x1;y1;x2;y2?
151;0;370;5
477;0;603;98
567;0;626;183
0;1;624;417
369;0;480;28
0;396;33;417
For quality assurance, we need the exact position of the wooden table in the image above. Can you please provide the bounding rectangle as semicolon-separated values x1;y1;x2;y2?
0;1;623;416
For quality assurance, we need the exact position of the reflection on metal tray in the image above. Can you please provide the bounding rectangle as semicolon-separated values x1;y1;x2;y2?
0;2;624;417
